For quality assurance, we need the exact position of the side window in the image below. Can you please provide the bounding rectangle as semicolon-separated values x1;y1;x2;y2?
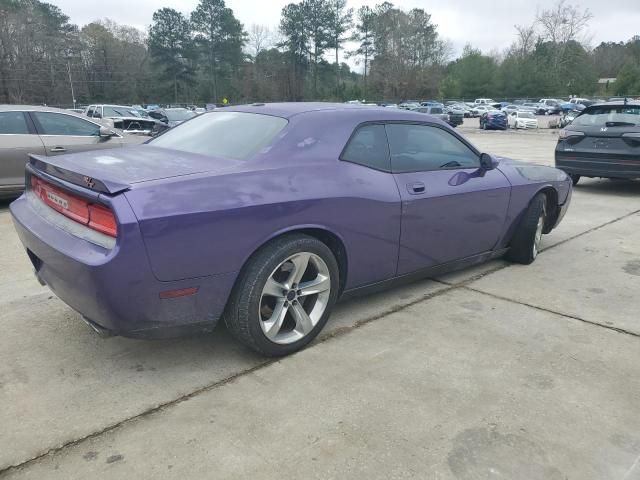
0;111;30;134
386;124;479;173
86;107;94;117
341;124;390;172
32;112;100;136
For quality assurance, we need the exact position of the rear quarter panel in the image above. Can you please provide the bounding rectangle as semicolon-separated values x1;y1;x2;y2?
124;110;403;289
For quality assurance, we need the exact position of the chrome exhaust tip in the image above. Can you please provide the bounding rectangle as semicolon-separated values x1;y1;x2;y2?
81;316;113;338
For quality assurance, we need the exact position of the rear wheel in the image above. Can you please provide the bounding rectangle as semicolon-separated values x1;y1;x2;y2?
569;174;580;186
506;193;547;265
224;234;339;356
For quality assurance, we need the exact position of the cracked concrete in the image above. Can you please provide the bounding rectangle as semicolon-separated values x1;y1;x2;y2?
1;130;640;479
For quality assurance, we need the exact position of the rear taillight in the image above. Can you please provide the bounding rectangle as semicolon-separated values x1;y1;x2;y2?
31;176;118;238
88;204;117;237
559;129;585;139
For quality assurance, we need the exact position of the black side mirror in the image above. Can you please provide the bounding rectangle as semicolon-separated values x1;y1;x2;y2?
479;153;495;170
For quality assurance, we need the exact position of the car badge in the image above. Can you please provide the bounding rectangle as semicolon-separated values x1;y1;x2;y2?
600;127;608;132
83;176;95;189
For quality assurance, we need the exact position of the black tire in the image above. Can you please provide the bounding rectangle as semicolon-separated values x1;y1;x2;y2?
224;234;340;356
569;174;580;186
506;193;547;265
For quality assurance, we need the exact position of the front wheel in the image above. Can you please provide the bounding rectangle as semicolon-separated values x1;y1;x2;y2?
224;234;340;356
506;193;547;265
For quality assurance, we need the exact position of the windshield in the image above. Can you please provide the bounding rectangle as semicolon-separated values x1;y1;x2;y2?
518;112;535;119
571;105;640;127
166;109;196;121
149;111;288;160
103;106;142;118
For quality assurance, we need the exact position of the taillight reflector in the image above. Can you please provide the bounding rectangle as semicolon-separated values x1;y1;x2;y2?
31;176;118;238
159;287;199;299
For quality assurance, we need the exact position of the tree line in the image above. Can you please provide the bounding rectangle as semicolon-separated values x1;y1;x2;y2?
0;0;638;107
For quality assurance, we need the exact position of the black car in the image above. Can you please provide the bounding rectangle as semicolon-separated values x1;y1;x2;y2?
555;101;640;185
444;105;465;126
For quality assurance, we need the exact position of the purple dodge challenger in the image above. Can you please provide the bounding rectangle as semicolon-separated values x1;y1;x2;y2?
11;103;572;355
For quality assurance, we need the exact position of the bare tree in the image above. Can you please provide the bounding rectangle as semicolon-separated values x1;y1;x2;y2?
247;24;274;58
514;23;536;56
536;0;592;45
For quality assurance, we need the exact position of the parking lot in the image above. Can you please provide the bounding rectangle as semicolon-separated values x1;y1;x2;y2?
1;128;639;479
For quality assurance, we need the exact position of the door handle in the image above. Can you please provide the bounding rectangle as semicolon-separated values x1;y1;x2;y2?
407;182;426;195
50;147;66;153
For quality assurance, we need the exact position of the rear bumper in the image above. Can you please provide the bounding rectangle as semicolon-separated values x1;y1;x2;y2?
555;151;640;179
10;194;237;338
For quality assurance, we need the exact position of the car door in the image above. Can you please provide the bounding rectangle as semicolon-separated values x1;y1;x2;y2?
0;110;46;193
386;122;511;275
29;111;123;155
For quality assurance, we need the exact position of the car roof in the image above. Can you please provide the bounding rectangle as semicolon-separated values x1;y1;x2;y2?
225;102;400;119
224;102;453;126
588;100;640;107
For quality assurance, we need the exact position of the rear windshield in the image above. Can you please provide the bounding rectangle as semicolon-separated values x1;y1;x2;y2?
572;105;640;127
149;111;288;160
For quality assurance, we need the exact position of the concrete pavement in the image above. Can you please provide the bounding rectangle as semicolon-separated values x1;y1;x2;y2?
1;130;639;479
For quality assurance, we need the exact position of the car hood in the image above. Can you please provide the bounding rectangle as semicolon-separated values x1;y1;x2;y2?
29;145;245;194
496;156;569;183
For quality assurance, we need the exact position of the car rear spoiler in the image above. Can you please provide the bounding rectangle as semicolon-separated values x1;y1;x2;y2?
28;155;130;195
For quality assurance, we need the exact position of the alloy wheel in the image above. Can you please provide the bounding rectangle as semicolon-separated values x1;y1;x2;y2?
259;252;331;345
532;204;546;259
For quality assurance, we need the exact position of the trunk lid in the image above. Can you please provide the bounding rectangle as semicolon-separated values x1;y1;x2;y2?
29;145;245;195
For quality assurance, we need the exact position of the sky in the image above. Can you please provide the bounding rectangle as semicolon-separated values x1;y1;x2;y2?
49;0;640;60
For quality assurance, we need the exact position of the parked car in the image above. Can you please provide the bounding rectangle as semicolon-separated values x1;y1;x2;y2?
502;105;520;115
521;103;541;114
538;99;562;115
474;98;496;105
555;100;640;185
85;105;166;136
399;101;421;110
0;105;145;199
421;100;444;108
479;110;508;130
10;103;571;355
507;111;539;129
444;105;466;126
415;106;450;125
162;108;198;127
473;105;495;116
555;109;581;129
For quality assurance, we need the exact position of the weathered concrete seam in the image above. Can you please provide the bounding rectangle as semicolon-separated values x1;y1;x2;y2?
0;283;462;476
3;209;639;476
465;286;640;339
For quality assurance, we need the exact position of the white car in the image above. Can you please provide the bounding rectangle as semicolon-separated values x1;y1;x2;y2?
474;98;496;105
473;105;496;115
508;111;539;129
